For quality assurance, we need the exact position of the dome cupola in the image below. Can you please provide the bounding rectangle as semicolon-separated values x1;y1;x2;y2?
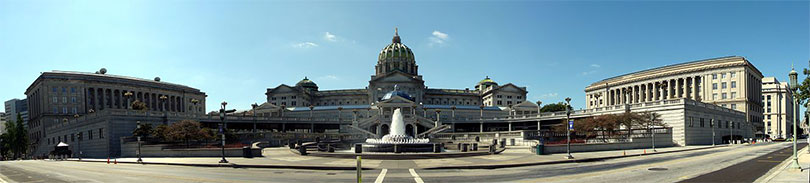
476;76;498;90
375;28;418;76
296;77;318;91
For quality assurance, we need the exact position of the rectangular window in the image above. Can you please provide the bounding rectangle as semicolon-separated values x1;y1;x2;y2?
88;130;93;140
731;81;736;88
71;134;75;142
731;104;736;109
53;97;58;103
71;97;77;103
712;83;718;90
507;96;513;99
721;73;726;79
689;117;694;127
712;74;717;79
53;107;58;113
730;72;736;78
63;107;68;114
62;87;66;93
78;132;83;141
712;93;718;100
99;128;104;139
731;92;737;99
62;97;67;103
52;87;57;92
281;97;286;100
700;118;705;127
721;82;727;89
72;107;77;114
722;93;727;99
291;96;297;99
71;87;76;93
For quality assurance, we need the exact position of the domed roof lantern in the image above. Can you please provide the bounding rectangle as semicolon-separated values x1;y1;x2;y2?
392;27;401;43
478;76;498;86
296;76;318;89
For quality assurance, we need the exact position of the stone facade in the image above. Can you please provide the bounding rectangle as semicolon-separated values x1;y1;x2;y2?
761;77;794;139
585;56;765;136
24;69;207;157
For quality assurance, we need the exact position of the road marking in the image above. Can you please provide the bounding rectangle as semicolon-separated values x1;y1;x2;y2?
374;169;387;183
409;169;424;183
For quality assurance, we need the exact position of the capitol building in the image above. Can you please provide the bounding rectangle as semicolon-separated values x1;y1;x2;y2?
266;29;528;109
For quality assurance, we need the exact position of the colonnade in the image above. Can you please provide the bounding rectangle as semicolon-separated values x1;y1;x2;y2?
603;76;702;106
86;87;192;113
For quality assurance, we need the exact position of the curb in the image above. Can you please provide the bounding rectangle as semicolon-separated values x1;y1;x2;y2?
66;159;373;171
424;145;727;170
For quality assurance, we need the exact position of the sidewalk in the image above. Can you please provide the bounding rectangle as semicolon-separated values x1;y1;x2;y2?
757;143;810;183
64;144;738;170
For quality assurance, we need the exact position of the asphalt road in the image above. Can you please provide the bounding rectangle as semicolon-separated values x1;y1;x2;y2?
0;142;798;183
680;142;807;183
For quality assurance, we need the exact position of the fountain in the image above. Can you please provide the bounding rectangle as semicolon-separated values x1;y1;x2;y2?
360;108;441;153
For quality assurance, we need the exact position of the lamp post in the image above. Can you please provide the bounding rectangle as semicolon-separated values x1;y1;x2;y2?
565;97;574;159
309;105;314;119
136;121;143;164
252;103;259;134
788;66;802;169
159;95;168;125
536;101;542;131
711;119;716;147
650;112;656;152
74;114;81;160
124;91;133;110
479;105;485;133
219;101;229;164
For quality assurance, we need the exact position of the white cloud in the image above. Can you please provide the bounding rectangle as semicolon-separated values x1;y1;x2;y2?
324;32;337;42
317;75;339;80
590;64;601;68
539;93;559;99
429;30;449;46
432;31;448;40
292;42;318;48
581;70;597;76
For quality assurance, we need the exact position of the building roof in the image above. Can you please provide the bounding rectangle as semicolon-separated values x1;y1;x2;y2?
586;56;764;90
26;70;205;95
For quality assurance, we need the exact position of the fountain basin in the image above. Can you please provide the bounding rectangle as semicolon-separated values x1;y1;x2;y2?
359;143;441;153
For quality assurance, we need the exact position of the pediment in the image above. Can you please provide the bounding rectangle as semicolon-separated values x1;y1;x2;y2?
496;83;527;93
268;84;298;94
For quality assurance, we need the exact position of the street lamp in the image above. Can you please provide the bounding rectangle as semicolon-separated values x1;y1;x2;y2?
649;112;656;152
218;101;235;164
74;114;81;160
159;95;168;125
536;101;543;131
252;103;259;134
711;119;716;147
136;121;143;164
730;120;734;145
788;66;802;170
565;97;574;159
123;91;133;110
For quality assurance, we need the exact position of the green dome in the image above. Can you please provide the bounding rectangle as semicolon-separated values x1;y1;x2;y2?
296;77;318;89
478;76;498;86
378;28;415;62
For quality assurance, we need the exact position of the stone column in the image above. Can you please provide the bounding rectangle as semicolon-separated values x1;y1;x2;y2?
692;76;700;101
675;78;681;99
653;83;659;101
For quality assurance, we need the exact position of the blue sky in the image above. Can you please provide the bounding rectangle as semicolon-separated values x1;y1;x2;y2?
0;1;808;112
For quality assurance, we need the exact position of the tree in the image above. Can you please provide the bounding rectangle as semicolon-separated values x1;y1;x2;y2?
152;124;169;140
540;102;574;112
132;123;153;137
0;114;28;159
165;120;213;147
131;100;148;111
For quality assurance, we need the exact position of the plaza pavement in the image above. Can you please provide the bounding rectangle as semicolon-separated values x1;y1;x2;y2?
756;142;810;183
66;145;726;170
